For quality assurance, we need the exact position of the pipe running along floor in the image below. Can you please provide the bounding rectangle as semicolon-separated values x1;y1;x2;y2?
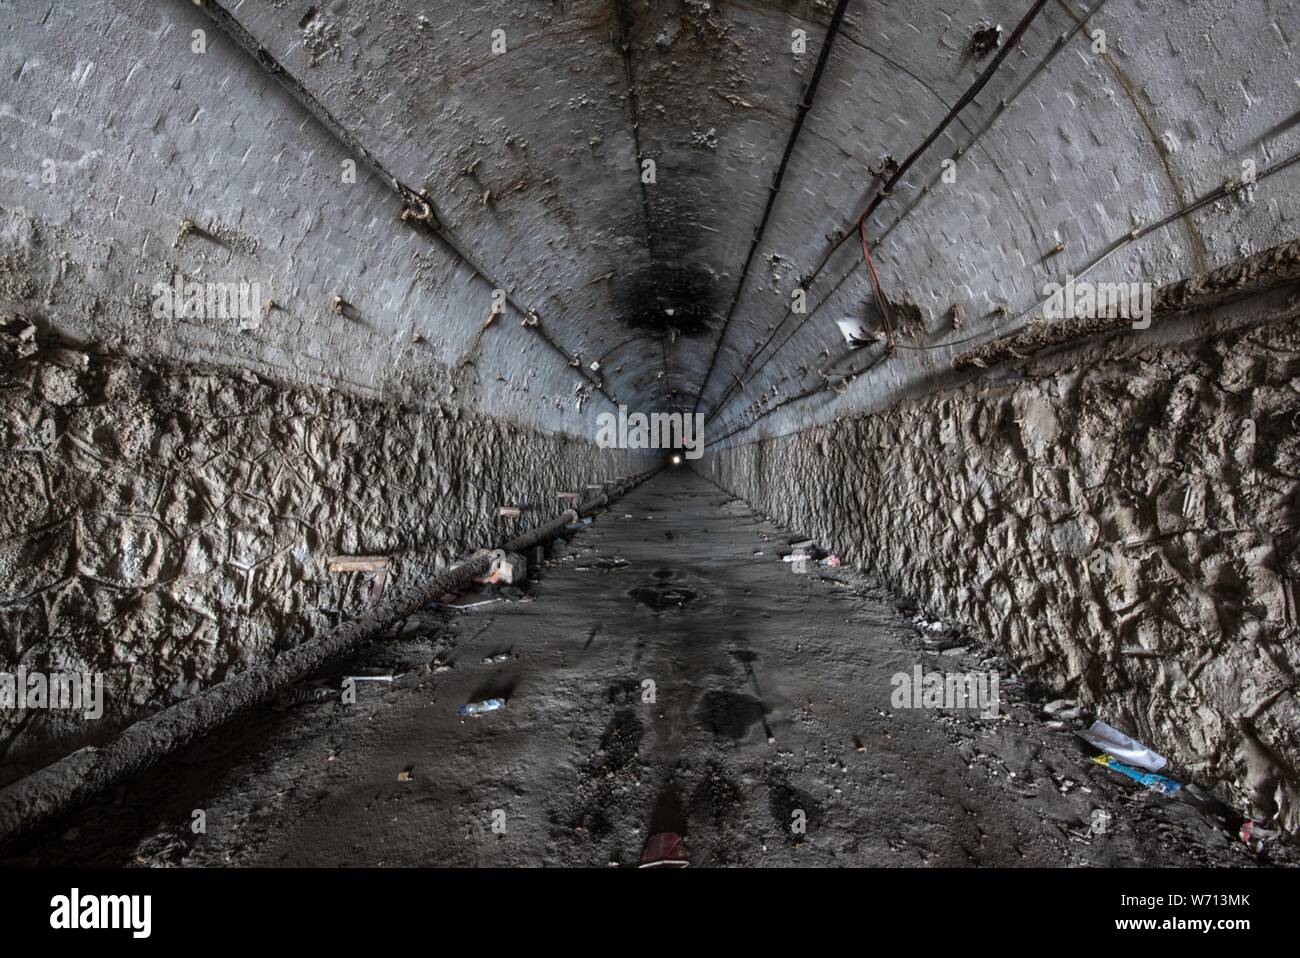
1;469;1264;866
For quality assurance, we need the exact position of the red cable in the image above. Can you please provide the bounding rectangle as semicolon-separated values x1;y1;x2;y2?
858;213;895;350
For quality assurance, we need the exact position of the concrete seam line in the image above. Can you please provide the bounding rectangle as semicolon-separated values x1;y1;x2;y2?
0;469;659;847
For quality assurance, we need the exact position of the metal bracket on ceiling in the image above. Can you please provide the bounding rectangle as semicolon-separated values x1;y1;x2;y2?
399;189;438;230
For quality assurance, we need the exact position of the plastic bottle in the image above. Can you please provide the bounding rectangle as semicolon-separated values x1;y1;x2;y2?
458;697;506;716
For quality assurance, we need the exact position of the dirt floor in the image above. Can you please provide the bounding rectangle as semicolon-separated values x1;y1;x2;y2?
1;469;1280;867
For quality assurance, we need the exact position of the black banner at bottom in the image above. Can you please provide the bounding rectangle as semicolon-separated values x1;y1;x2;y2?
0;866;1291;943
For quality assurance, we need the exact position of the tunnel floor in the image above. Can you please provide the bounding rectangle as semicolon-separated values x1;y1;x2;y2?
3;470;1263;867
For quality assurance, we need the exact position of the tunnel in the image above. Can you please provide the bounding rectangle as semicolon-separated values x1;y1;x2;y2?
1;0;1299;926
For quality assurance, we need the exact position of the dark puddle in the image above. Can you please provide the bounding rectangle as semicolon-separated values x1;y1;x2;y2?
628;568;699;610
695;689;770;740
628;585;699;611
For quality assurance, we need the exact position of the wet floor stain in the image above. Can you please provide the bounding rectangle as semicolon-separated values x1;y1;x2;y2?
689;760;742;826
695;689;770;740
628;585;699;610
598;709;644;771
765;764;818;845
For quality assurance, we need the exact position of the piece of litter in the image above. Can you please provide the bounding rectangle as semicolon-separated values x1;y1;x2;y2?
1090;753;1180;795
834;317;881;347
640;832;689;868
480;550;525;585
481;652;510;664
1240;819;1278;853
459;697;507;717
1076;720;1167;771
434;597;504;612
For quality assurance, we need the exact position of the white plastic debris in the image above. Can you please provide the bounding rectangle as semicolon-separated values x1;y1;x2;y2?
1076;720;1167;772
459;698;506;717
435;597;504;612
835;318;880;347
487;550;526;585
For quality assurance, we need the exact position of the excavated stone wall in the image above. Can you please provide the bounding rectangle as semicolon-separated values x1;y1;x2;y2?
703;316;1300;831
0;325;645;783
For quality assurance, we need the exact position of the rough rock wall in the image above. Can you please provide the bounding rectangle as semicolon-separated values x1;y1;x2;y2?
703;316;1300;831
0;325;645;782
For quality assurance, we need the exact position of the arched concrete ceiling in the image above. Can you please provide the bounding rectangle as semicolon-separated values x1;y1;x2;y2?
2;0;1297;440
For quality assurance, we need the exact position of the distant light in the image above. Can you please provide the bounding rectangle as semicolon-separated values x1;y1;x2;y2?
671;454;682;465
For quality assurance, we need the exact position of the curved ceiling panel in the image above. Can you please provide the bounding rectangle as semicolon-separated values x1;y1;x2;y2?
2;0;1296;442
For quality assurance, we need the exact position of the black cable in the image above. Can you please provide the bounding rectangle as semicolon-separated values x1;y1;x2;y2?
703;0;1057;423
689;0;853;416
714;148;1300;443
